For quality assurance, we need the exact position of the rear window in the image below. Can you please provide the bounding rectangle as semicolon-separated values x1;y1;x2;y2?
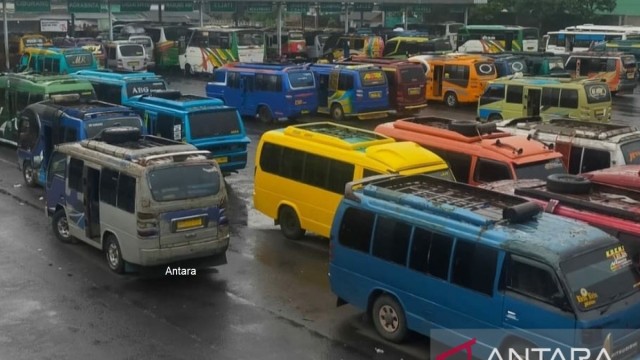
475;62;496;76
119;45;144;57
523;28;539;40
148;164;221;202
400;67;426;83
360;70;386;86
514;158;566;180
131;38;152;48
84;117;143;138
188;109;241;140
621;140;640;165
288;71;315;89
623;55;637;68
125;80;167;97
584;83;611;104
65;54;94;67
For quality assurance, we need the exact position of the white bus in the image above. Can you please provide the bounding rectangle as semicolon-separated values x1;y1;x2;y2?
544;30;639;54
180;27;263;75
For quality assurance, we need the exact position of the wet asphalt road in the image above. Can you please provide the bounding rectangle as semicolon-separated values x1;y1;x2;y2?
0;73;638;360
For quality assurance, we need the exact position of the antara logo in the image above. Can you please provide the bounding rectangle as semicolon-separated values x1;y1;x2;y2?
437;338;613;360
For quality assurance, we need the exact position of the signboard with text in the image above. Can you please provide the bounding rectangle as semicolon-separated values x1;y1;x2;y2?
68;0;101;13
119;2;151;12
40;19;67;32
210;1;235;12
246;2;273;13
165;1;193;12
15;0;51;12
320;2;342;13
286;2;308;13
352;3;373;11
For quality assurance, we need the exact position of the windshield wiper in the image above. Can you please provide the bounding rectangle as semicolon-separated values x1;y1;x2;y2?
600;291;631;315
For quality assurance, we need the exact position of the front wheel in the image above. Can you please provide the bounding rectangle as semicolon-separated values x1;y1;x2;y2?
23;162;37;187
257;106;273;124
104;235;125;274
372;294;408;343
278;206;305;240
331;104;345;121
444;92;459;108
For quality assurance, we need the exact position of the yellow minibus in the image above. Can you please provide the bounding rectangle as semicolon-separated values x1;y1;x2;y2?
253;122;452;240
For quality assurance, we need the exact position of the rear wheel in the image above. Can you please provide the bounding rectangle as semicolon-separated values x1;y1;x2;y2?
444;92;458;108
104;235;125;274
23;162;37;187
257;106;273;124
488;113;503;122
278;206;305;240
372;295;408;343
331;104;345;121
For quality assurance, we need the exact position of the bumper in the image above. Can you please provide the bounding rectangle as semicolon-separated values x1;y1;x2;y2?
352;110;391;120
138;235;229;267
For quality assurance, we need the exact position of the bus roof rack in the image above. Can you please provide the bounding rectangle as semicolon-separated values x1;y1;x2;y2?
345;174;541;226
283;122;393;150
504;117;638;140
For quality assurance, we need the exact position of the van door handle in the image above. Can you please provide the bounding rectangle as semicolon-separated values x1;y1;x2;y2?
506;310;518;321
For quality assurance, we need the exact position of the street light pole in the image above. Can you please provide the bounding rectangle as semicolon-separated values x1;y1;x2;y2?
108;0;113;41
200;0;204;27
3;0;9;71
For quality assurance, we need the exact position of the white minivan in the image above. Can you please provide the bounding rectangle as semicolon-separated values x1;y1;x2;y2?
105;41;147;72
128;35;155;70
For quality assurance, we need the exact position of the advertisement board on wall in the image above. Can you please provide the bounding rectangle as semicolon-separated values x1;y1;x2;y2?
40;19;68;33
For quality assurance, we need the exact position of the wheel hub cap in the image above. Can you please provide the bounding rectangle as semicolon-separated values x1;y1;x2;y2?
57;217;69;238
108;244;119;266
378;305;398;332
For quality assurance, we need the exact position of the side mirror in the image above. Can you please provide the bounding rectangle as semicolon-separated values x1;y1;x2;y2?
551;293;572;312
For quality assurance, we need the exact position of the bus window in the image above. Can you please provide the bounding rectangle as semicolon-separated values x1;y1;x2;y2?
444;65;469;87
542;87;560;107
18;111;38;151
94;83;122;105
559;89;578;108
338;74;354;90
188;109;240;139
157;114;182;141
506;85;523;104
46;151;66;187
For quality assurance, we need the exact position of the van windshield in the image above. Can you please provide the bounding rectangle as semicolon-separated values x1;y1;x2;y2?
147;164;221;202
621;140;640;165
360;70;386;86
514;158;566;180
120;45;144;57
188;109;241;140
561;244;640;311
288;71;315;88
84;117;143;139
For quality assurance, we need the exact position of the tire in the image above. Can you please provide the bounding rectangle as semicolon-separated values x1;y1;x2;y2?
546;174;591;194
449;120;478;137
372;294;408;343
104;234;125;274
23;162;37;188
488;113;503;122
444;92;458;108
331;103;345;122
52;209;73;243
184;63;194;76
278;206;305;240
257;106;273;124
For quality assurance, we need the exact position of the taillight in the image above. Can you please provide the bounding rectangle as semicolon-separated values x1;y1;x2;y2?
217;197;229;237
136;212;158;237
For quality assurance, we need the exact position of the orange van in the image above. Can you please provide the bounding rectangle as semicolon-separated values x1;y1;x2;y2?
423;54;497;107
375;116;567;185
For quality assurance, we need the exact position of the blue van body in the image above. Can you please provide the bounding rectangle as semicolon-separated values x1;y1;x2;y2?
329;174;640;357
205;63;318;123
127;91;250;172
72;70;167;106
16;98;144;187
309;63;391;121
18;47;98;74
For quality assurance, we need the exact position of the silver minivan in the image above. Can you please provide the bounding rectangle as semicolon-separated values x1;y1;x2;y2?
105;41;147;72
128;35;155;70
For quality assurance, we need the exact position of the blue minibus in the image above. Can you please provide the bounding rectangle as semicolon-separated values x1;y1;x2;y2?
309;63;391;121
127;90;250;173
205;63;318;123
16;94;144;187
330;174;640;357
72;70;167;106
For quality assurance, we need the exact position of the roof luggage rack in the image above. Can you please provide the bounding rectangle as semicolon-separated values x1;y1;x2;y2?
284;122;393;150
345;174;542;226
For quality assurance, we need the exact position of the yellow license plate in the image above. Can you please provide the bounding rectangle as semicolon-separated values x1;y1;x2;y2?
369;92;382;99
176;218;203;230
215;157;228;164
628;72;635;79
128;62;138;66
301;110;309;114
408;88;421;95
295;99;305;105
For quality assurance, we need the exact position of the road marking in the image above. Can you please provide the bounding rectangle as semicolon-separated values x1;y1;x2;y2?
0;157;15;166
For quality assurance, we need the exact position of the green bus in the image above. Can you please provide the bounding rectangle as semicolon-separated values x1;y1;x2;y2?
457;25;539;52
0;73;95;146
